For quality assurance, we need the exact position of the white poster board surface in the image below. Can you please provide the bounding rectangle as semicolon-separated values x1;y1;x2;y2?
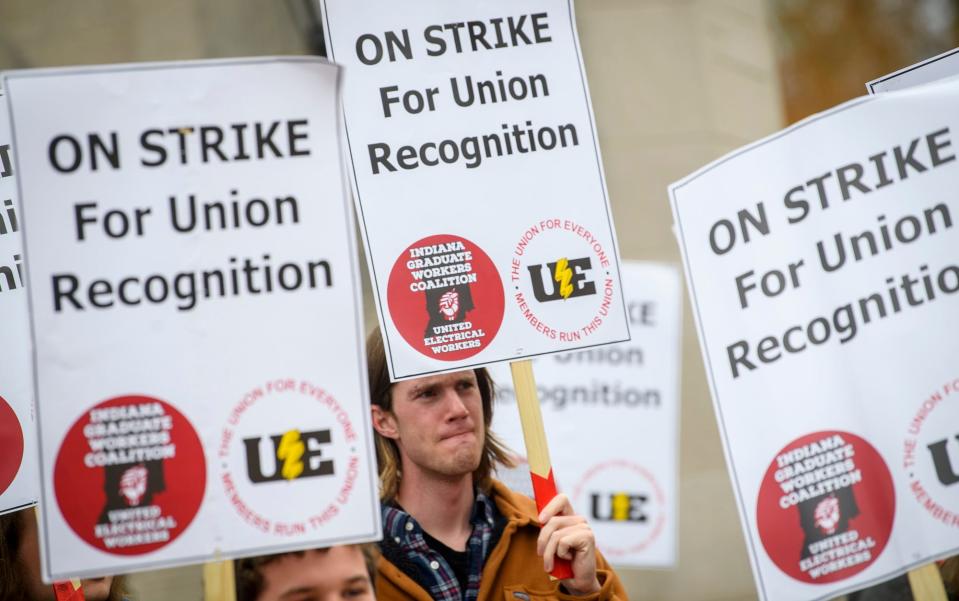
670;79;959;600
4;58;380;580
0;90;39;516
868;47;959;93
490;261;681;568
321;0;629;380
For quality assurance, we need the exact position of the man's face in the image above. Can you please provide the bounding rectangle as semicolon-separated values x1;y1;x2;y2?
255;546;374;601
374;371;485;480
16;509;114;601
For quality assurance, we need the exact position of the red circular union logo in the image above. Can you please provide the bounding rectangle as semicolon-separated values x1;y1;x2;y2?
387;234;504;361
0;395;25;496
54;395;205;555
756;430;894;584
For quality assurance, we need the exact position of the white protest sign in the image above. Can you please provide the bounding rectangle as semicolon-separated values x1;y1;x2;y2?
3;58;380;580
321;0;629;379
490;261;681;567
0;90;39;516
868;47;959;93
670;79;959;600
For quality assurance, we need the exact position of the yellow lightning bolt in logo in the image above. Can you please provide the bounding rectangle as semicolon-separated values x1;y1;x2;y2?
553;258;574;299
276;429;305;481
611;492;631;521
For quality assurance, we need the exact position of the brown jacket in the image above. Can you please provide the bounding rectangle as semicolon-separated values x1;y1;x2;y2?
376;480;628;601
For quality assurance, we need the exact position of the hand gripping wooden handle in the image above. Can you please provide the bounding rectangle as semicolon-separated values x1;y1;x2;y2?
510;360;575;580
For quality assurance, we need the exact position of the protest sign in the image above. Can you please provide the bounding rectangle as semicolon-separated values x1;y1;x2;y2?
868;47;959;93
320;0;629;380
0;89;39;516
670;78;959;600
859;44;956;601
3;58;379;580
490;261;681;567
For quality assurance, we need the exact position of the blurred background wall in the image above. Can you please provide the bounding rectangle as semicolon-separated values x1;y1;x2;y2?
1;1;957;599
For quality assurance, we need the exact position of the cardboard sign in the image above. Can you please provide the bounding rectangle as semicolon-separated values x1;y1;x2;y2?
320;0;629;379
670;78;959;600
3;58;380;580
0;90;39;516
868;47;959;93
490;261;681;567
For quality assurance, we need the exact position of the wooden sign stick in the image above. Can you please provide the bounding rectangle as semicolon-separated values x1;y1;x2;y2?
203;560;237;601
510;359;575;580
907;563;948;601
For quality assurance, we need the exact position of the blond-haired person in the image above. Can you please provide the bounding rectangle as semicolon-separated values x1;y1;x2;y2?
367;329;626;601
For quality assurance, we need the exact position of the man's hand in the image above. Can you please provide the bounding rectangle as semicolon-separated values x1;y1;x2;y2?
536;494;602;596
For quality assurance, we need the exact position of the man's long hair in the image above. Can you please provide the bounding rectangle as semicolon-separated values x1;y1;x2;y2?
367;328;515;501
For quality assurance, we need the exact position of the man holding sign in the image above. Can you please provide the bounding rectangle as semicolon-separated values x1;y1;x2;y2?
323;1;628;597
366;330;626;601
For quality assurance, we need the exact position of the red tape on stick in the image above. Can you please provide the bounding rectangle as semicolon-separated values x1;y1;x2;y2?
53;582;84;601
530;468;575;581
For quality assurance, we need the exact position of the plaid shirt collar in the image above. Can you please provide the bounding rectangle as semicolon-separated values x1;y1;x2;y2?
382;491;497;601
